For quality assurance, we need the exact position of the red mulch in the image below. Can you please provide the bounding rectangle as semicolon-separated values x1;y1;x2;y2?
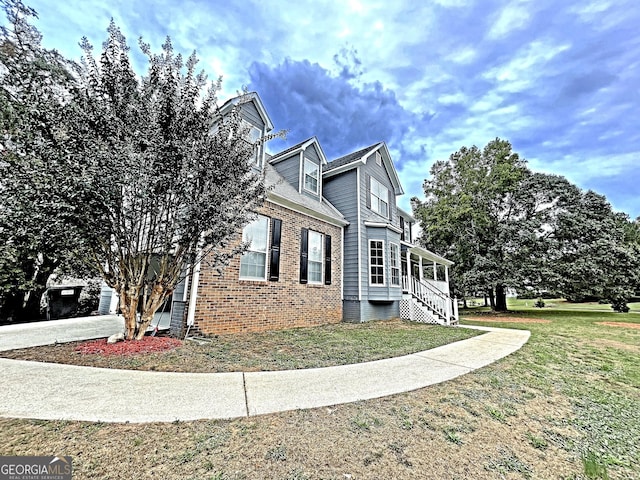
75;336;182;356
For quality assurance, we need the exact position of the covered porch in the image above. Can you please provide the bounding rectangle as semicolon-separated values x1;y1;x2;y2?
400;243;458;325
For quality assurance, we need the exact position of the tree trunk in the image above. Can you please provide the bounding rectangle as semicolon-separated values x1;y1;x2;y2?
495;284;508;312
119;287;140;340
133;284;168;340
487;288;495;310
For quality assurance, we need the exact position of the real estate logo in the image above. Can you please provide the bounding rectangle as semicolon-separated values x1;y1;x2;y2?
0;456;72;480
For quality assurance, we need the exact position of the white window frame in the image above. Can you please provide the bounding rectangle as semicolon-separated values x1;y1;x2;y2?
369;239;386;286
239;215;269;281
307;230;323;284
390;242;400;286
370;176;389;218
303;158;320;194
247;124;262;167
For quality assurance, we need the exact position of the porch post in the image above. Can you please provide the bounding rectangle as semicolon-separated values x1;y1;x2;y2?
445;265;449;284
432;261;437;281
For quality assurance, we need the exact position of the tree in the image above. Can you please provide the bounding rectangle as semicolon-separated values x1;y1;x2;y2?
414;138;639;312
0;0;86;321
60;22;275;339
413;138;530;311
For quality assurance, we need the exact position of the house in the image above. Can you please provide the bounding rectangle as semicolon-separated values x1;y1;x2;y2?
323;143;458;325
98;92;458;336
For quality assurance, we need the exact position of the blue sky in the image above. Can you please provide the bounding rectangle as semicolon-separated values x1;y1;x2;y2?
24;0;640;218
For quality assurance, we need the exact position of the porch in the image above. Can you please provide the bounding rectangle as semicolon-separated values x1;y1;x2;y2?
400;243;459;325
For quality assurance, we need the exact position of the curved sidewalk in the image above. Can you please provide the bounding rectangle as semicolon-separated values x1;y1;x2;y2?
0;320;529;423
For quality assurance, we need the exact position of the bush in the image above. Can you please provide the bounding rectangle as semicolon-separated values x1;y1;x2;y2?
534;298;545;308
610;300;630;313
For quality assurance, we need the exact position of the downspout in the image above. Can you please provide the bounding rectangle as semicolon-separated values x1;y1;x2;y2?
356;167;362;301
185;259;201;330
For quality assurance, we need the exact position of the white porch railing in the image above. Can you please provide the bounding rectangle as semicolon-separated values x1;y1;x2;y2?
402;275;459;325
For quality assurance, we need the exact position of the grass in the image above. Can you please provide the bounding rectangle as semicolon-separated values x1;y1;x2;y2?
0;318;480;372
1;305;639;479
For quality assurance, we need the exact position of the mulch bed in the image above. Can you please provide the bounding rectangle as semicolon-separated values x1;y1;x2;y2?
465;316;551;324
75;336;182;356
595;321;640;330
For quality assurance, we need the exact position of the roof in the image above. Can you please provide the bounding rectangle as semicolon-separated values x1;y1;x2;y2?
269;137;328;165
264;164;348;227
323;142;404;195
219;92;274;132
323;143;379;173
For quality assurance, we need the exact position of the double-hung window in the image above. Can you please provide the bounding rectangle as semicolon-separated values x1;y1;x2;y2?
304;158;319;194
369;240;385;285
390;243;400;286
300;228;332;285
239;216;269;280
370;176;389;218
307;230;323;283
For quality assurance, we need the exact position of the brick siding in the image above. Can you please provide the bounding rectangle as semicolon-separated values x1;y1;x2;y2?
189;201;343;335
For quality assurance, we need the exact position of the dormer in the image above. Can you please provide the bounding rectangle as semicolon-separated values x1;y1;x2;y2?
218;92;274;170
269;137;328;202
324;142;404;225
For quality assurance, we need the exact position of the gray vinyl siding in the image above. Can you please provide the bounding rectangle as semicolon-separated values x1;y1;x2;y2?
323;170;360;299
342;299;362;322
342;299;400;322
361;155;397;225
361;300;400;322
240;101;263;128
272;154;301;191
169;274;187;337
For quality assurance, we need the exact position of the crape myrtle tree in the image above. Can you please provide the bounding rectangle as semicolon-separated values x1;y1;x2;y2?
0;0;87;321
65;22;276;339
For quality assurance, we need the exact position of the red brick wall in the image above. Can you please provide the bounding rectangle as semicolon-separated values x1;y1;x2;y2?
191;201;343;335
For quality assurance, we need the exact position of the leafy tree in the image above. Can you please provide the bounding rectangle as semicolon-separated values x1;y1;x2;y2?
0;0;85;321
64;22;275;339
413;138;638;312
413;138;530;311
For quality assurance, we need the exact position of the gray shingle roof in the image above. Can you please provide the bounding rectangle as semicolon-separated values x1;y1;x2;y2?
323;143;380;172
264;164;347;226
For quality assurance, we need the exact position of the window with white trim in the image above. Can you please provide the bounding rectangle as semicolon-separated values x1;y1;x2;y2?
390;243;400;286
239;216;269;280
369;240;385;285
370;176;389;218
307;230;323;283
248;124;262;167
304;158;319;194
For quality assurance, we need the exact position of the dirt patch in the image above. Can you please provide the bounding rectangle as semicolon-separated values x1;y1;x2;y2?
466;316;551;324
595;321;640;330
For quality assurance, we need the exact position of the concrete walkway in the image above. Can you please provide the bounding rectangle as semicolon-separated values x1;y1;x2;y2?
0;317;530;423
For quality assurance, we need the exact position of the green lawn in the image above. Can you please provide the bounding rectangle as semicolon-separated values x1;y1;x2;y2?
461;304;640;479
0;306;638;479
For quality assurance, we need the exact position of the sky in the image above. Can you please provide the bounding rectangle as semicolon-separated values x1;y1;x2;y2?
22;0;640;218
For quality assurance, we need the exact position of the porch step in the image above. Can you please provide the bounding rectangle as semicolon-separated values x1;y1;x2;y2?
400;296;445;325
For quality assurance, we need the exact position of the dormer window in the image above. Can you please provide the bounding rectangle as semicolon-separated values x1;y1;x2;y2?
247;124;262;167
304;158;319;194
